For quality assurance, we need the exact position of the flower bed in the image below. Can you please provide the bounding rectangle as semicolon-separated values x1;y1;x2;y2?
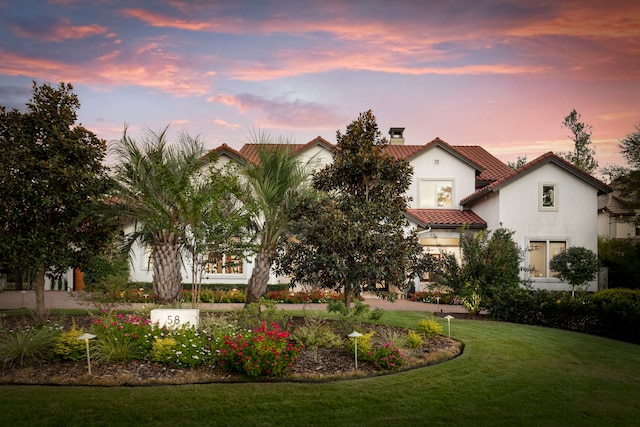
0;310;463;385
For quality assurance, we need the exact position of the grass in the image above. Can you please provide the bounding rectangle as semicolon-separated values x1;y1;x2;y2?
0;311;639;426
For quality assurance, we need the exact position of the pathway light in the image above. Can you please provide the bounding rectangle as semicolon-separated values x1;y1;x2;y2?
348;331;363;369
77;333;96;375
444;315;454;339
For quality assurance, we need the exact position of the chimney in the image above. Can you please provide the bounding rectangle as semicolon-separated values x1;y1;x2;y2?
389;127;405;145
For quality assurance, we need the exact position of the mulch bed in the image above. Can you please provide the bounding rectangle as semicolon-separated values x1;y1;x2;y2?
0;313;464;386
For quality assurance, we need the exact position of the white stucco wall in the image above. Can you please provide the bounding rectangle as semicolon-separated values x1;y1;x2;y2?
408;146;477;209
473;163;600;292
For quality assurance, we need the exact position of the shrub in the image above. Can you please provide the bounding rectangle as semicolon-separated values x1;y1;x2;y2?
229;300;291;330
52;321;85;361
327;299;384;334
0;326;58;366
405;331;423;349
94;335;139;363
373;327;407;349
157;326;211;368
150;337;177;363
200;313;239;352
292;316;343;362
91;310;156;361
371;343;405;370
416;319;443;339
344;331;375;362
217;321;301;377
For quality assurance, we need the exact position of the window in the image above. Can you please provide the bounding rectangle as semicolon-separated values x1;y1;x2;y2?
528;240;566;278
539;183;558;211
204;252;243;275
419;180;453;208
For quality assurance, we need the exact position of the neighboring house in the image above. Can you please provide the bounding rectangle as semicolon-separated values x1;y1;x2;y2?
597;190;638;239
127;128;611;293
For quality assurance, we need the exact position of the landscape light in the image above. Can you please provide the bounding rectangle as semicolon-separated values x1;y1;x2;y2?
347;331;363;370
444;315;454;339
77;333;96;375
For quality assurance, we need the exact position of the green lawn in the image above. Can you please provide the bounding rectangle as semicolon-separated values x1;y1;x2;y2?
0;311;638;427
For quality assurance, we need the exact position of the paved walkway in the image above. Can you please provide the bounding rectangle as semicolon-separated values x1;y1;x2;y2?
0;290;469;314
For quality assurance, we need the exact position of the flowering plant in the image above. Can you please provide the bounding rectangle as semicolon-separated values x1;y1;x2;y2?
152;326;211;368
217;321;301;377
371;342;405;370
91;310;156;360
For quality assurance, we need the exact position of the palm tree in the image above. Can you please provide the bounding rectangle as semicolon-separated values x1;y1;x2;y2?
180;161;253;308
111;126;204;305
241;135;310;303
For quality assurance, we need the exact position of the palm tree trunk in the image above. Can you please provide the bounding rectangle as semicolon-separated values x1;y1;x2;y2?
152;230;182;305
246;251;273;304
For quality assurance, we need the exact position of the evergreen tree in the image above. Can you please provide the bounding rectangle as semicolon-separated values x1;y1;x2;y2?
276;110;425;307
559;109;598;174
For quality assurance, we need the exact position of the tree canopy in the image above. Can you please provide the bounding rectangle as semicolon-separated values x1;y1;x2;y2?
0;81;114;315
240;135;310;304
549;246;599;297
559;109;598;175
435;226;523;305
276;110;425;306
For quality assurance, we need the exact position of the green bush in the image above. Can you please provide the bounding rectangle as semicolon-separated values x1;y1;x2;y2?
217;321;301;377
52;322;85;361
344;331;375;362
149;327;211;368
406;331;423;349
0;326;58;366
487;288;640;344
91;310;156;361
373;327;407;349
292;316;343;362
416;319;443;339
150;337;177;363
372;343;405;370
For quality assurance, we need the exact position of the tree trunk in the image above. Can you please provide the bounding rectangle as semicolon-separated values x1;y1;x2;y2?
152;230;182;305
35;265;46;318
246;251;273;304
343;286;351;309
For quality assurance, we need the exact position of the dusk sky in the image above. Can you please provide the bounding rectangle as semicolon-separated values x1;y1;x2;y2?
1;0;639;172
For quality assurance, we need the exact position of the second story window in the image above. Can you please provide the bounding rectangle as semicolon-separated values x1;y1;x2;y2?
419;179;453;208
540;182;558;211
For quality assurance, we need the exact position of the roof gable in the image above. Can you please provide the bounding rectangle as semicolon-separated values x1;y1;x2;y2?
384;137;484;172
238;136;333;165
461;152;612;206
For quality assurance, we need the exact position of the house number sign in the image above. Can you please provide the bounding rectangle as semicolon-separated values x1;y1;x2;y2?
150;309;200;329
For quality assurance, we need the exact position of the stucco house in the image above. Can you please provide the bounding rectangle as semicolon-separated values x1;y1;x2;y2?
126;128;610;294
597;189;638;240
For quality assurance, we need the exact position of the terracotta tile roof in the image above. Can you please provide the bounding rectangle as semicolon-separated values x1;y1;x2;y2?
199;143;245;164
452;145;515;183
384;137;484;172
460;151;612;206
384;139;513;185
406;209;487;229
238;136;333;165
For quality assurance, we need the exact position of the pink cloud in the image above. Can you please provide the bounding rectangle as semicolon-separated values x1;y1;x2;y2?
13;18;106;42
0;49;212;97
208;93;343;129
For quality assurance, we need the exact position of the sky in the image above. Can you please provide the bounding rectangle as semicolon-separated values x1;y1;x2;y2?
1;0;639;173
